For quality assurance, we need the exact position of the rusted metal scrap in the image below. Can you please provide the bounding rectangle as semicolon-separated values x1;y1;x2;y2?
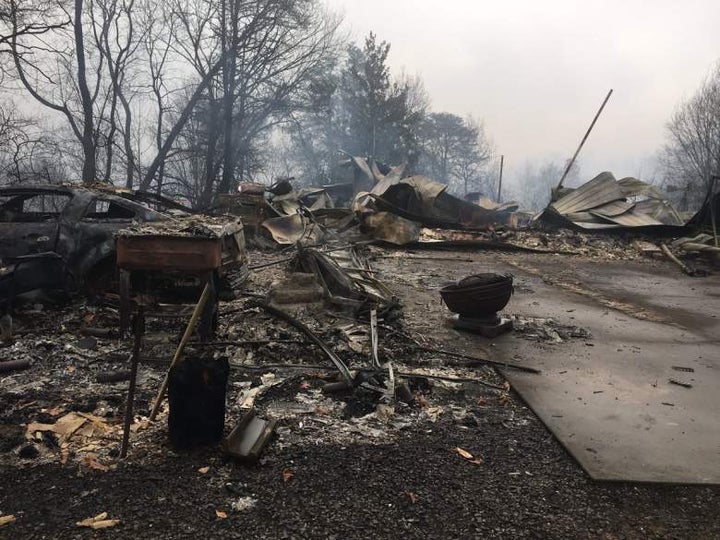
292;246;399;315
223;409;277;462
116;216;246;272
115;216;247;334
218;178;355;247
356;176;517;231
213;185;281;240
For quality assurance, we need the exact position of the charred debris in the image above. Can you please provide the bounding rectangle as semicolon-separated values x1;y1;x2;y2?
0;159;717;472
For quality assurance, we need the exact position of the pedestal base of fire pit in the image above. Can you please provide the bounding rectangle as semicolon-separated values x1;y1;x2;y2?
453;314;513;338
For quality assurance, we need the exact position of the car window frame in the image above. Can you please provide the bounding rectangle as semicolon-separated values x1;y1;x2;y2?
0;191;73;223
80;196;140;222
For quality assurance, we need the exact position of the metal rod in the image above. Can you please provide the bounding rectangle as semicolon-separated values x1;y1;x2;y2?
228;363;505;391
120;307;144;459
248;257;294;271
413;344;541;374
188;339;311;347
710;175;718;248
497;155;504;202
557;89;613;189
660;242;695;276
370;309;380;370
256;302;354;385
379;325;538;373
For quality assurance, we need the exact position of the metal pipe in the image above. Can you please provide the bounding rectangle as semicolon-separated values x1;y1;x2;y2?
710;175;719;248
557;89;613;190
256;302;354;385
120;307;144;458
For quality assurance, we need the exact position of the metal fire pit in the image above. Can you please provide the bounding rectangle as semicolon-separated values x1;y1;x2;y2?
440;273;514;317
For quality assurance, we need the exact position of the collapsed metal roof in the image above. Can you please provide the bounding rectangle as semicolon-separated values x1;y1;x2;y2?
541;172;684;230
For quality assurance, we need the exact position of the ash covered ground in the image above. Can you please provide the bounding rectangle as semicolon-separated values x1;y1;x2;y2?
1;248;719;539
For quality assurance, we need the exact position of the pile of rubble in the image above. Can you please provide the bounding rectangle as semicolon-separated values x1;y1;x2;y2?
500;229;659;260
510;315;592;343
209;158;718;274
1;238;524;472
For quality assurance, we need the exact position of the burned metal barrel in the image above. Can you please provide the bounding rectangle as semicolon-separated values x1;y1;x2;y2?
440;273;513;318
168;356;229;450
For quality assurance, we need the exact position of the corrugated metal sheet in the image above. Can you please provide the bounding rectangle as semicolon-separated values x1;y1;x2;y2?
589;200;635;217
633;199;683;225
545;172;683;231
564;211;602;222
550;172;624;215
617;177;664;199
595;210;664;227
568;221;621;230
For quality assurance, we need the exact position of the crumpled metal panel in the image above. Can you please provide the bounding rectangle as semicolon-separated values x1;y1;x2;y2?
361;211;421;245
589;200;636;217
617;176;665;199
362;176;515;230
564;221;621;230
633;199;683;225
261;214;323;245
546;172;683;230
592;210;663;227
550;172;624;215
351;155;376;185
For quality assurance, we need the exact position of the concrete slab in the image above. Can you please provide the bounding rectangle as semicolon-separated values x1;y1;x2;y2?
496;257;720;484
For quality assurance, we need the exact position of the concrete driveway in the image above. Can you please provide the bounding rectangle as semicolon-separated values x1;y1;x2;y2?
497;255;720;484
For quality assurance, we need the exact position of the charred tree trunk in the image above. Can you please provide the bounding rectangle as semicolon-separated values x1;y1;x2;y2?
120;93;135;189
103;91;118;183
199;95;222;207
75;0;97;184
140;55;228;191
220;0;239;195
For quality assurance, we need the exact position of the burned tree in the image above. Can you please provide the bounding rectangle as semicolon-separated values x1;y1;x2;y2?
661;63;720;210
137;0;175;195
337;33;426;167
0;0;101;183
0;103;65;185
0;0;147;186
1;0;338;197
419;112;493;195
92;0;141;188
137;0;339;205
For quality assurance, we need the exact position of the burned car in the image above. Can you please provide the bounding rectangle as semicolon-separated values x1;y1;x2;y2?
0;185;187;306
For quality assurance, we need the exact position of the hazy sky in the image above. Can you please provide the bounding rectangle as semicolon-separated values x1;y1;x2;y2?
325;0;720;185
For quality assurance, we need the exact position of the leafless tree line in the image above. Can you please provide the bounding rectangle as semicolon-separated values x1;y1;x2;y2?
661;63;720;210
0;3;499;206
0;0;340;206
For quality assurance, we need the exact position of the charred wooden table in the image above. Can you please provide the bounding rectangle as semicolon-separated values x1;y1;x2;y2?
115;219;246;338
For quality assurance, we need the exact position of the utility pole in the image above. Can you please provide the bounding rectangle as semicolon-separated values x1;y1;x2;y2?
497;155;504;202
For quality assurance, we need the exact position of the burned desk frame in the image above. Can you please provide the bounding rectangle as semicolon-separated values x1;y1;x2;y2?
115;222;246;338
